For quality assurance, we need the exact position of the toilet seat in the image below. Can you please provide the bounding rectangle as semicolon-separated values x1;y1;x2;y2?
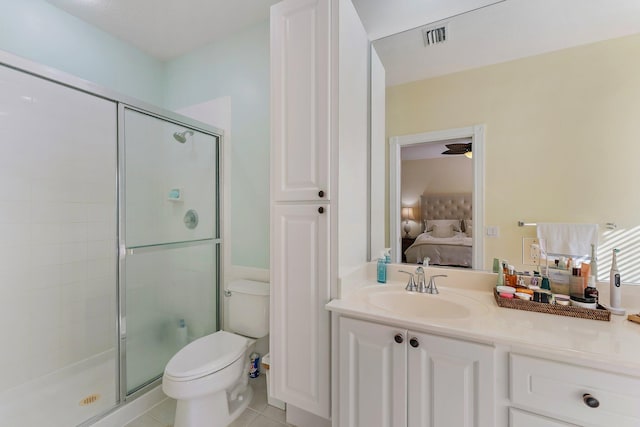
164;331;248;381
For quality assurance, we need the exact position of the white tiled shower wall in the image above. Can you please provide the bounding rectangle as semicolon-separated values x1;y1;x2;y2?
0;64;117;393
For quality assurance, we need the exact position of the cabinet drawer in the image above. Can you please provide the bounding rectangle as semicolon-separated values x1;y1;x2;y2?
509;408;578;427
510;353;640;427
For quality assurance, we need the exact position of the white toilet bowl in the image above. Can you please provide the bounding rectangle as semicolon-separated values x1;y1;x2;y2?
163;331;253;427
162;279;270;427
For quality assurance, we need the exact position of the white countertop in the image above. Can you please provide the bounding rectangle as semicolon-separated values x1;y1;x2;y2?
327;268;640;375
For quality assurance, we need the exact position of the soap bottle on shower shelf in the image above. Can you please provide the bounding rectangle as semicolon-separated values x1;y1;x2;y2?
609;248;625;315
176;318;188;350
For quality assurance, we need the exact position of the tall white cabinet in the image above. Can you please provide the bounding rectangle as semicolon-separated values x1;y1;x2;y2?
269;0;370;421
270;0;333;419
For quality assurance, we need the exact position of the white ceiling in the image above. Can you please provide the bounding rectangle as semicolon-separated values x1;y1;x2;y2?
371;0;640;86
401;138;472;161
45;0;280;60
350;0;506;41
43;0;640;83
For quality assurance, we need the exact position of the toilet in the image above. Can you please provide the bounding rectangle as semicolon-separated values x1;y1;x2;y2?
162;280;270;427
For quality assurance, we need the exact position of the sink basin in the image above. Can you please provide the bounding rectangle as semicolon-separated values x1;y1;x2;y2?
365;289;488;320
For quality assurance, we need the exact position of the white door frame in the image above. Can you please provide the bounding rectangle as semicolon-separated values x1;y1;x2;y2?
389;125;485;268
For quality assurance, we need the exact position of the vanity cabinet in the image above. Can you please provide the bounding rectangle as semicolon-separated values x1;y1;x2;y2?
338;316;495;427
509;353;640;427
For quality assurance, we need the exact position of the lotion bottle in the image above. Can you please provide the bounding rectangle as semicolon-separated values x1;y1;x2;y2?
609;248;625;315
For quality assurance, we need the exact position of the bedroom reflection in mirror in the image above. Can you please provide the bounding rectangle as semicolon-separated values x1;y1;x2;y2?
400;141;473;267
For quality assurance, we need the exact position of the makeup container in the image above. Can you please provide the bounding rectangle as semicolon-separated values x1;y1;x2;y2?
570;266;584;298
570;296;597;309
533;289;553;303
549;269;570;295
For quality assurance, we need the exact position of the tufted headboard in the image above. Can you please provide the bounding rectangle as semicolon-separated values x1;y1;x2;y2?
420;193;472;225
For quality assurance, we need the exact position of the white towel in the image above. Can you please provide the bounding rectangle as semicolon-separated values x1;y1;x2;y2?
536;223;598;257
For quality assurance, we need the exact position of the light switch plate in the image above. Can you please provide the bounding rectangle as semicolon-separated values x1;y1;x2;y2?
486;226;499;237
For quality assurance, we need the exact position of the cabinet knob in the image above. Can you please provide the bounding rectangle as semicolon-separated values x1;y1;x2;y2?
318;207;324;214
318;190;325;198
582;393;600;408
394;334;404;344
409;338;419;348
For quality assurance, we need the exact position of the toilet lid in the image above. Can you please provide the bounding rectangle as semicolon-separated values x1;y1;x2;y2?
164;331;248;380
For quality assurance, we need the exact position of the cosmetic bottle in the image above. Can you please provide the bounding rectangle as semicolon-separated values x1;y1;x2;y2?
497;263;505;286
584;275;598;303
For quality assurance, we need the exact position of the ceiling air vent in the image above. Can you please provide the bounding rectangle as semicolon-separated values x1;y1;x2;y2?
422;23;449;46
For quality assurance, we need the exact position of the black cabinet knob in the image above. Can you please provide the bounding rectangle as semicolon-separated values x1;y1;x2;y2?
394;334;404;344
409;338;419;348
318;207;324;214
582;394;600;408
318;190;325;198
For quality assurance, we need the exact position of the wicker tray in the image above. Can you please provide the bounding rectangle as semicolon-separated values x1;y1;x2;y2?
493;289;611;321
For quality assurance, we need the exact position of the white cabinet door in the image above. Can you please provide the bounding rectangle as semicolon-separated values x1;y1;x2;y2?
407;331;495;427
338;317;407;427
509;408;580;427
270;203;330;417
271;0;331;202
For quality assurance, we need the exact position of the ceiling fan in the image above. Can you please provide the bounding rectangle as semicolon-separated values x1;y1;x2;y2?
441;142;472;158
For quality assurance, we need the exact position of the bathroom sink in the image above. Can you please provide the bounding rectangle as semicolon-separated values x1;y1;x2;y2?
364;289;488;320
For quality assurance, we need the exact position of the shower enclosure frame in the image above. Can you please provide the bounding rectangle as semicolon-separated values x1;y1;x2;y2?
0;50;224;426
117;103;223;401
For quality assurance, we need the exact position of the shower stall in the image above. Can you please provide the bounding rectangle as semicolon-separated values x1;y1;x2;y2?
0;54;222;426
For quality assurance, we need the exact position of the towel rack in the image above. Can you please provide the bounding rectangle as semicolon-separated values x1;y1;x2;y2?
517;221;617;230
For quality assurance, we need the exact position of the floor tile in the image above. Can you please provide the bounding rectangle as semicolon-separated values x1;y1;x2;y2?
248;414;286;427
124;413;169;427
261;405;286;424
147;398;177;425
228;408;260;427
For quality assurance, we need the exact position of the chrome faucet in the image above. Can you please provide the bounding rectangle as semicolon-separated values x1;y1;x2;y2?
399;270;417;292
425;274;448;294
415;266;427;293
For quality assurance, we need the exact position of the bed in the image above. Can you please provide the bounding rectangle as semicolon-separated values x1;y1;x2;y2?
404;193;473;267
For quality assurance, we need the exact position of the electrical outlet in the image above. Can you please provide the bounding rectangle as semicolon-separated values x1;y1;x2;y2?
522;237;541;265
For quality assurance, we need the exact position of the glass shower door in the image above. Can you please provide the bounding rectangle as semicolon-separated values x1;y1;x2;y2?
122;108;220;394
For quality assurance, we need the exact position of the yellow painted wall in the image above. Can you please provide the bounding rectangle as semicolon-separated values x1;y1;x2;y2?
386;33;640;280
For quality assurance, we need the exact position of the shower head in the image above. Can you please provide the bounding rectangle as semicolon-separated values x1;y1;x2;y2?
173;130;194;143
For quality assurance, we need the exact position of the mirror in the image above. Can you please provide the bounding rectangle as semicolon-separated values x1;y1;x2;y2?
371;0;640;283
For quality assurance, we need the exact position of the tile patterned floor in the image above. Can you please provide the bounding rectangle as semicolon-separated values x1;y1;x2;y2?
125;375;293;427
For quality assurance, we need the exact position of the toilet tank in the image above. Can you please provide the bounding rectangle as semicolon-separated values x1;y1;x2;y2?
227;280;270;338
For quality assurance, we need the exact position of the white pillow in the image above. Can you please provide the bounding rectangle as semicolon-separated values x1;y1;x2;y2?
465;225;473;237
432;224;455;238
426;219;461;232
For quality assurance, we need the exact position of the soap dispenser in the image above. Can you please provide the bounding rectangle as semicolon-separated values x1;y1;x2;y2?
377;251;387;284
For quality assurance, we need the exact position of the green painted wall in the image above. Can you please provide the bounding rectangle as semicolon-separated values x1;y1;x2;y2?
164;21;270;270
0;0;165;105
